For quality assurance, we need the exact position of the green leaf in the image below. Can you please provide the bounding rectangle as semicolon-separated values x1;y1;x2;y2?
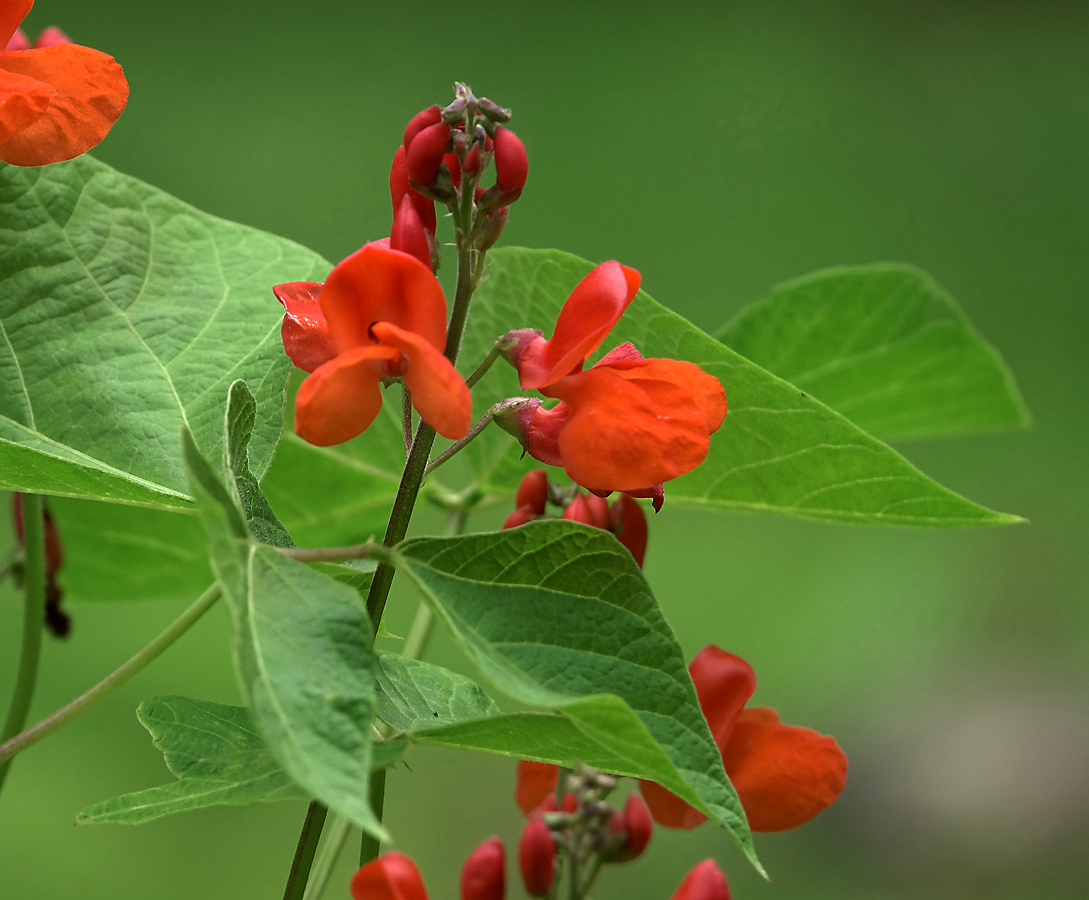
375;655;501;733
75;695;405;825
458;248;1020;527
0;155;326;508
183;430;386;841
715;264;1031;441
392;521;762;870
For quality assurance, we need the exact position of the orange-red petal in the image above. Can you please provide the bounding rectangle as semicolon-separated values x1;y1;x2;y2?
638;780;708;830
545;367;711;492
319;243;447;354
605;358;727;434
294;345;397;446
370;321;471;440
0;43;128;166
689;646;756;748
273;281;336;373
721;707;847;832
518;262;641;390
0;68;53;142
515;760;559;816
0;1;32;49
351;851;430;900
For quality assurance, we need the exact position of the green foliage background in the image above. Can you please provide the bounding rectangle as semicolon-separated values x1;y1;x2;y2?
1;1;1087;897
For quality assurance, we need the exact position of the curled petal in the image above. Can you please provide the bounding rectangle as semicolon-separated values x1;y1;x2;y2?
515;760;559;816
320;243;447;354
294;345;398;446
0;69;54;142
721;707;847;832
518;262;641;390
546;368;711;492
273;281;336;373
689;646;756;748
371;321;471;439
0;1;32;49
351;851;430;900
0;43;128;166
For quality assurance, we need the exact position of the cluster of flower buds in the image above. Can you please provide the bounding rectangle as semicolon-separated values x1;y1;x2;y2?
10;494;70;637
351;838;505;900
502;469;649;568
518;764;653;898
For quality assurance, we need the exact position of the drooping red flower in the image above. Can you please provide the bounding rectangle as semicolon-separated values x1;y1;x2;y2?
669;860;732;900
640;646;847;833
274;243;471;446
506;263;726;493
0;1;128;166
351;851;429;900
460;836;505;900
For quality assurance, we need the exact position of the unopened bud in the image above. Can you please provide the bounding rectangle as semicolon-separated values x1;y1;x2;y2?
407;121;451;185
478;206;508;252
610;494;648;568
403;105;442;151
444;151;462;190
463;144;482;178
477;184;522;213
502;504;538;530
390;146;437;236
351;852;430;900
494;396;566;468
442;96;469;123
670;860;732;900
515;469;549;515
493;126;528;192
561;494;594;526
539;792;579;814
390;196;433;271
606;794;653;862
519;816;556;897
461;836;505;900
474;123;489;147
478;97;512;123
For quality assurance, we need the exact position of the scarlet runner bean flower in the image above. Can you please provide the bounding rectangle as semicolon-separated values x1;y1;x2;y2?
274;243;472;446
502;262;727;493
518;814;556;897
351;851;430;900
461;836;505;900
0;0;128;166
640;645;848;832
670;860;732;900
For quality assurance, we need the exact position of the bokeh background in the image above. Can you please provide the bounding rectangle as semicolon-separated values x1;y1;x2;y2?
2;1;1088;897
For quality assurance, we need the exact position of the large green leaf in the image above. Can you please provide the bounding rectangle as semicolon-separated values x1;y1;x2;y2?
0;155;326;508
183;430;386;841
76;695;405;826
456;248;1019;527
715;264;1030;442
391;521;762;870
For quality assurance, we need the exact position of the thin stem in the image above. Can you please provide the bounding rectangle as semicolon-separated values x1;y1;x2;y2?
302;812;351;900
358;769;387;865
401;508;467;661
0;583;222;767
401;385;413;455
580;854;605;899
424;409;495;475
0;494;46;796
465;345;501;389
277;543;382;564
282;801;328;900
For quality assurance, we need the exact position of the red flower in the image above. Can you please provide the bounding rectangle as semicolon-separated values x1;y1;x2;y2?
0;1;128;166
518;814;555;897
640;646;847;832
606;793;653;862
351;851;429;900
274;244;471;445
460;836;505;900
669;860;731;900
507;263;726;493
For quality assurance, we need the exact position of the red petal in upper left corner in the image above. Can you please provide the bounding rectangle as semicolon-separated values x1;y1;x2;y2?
274;282;337;373
0;43;128;166
515;760;559;816
0;69;54;143
0;0;32;49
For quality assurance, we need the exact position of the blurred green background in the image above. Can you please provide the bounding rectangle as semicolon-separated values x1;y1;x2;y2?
2;0;1087;897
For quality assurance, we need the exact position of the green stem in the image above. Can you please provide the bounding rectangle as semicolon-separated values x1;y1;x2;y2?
401;385;413;455
0;583;222;768
400;507;467;661
358;769;387;865
0;494;46;796
465;345;501;389
277;543;381;564
302;811;351;900
282;801;329;900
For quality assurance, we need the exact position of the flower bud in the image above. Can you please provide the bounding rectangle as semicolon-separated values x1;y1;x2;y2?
33;26;70;48
670;860;732;900
502;504;538;530
585;493;610;529
5;28;30;51
407;121;451;186
518;816;555;897
606;794;653;862
538;792;579;814
442;96;469;123
561;494;594;526
476;184;522;213
444;151;462;189
463;143;482;178
351;851;430;900
493;126;528;192
477;206;509;252
461;836;505;900
390;146;437;236
494;398;566;468
610;494;648;568
403;104;442;151
515;469;549;515
390;196;433;271
478;97;512;123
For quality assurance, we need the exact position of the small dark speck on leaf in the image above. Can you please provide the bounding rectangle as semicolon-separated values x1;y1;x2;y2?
433;711;439;717
800;392;807;398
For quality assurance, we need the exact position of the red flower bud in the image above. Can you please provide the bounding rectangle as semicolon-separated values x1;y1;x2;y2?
561;494;594;526
390;195;433;271
463;143;482;177
407;121;451;186
493;125;528;193
610;494;648;568
493;397;565;468
444;151;461;189
610;793;653;861
538;792;579;814
461;836;505;900
502;504;538;530
390;146;437;236
478;206;509;251
518;815;555;897
515;469;549;515
351;851;430;900
585;493;610;529
403;104;442;151
669;860;731;900
34;26;70;48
